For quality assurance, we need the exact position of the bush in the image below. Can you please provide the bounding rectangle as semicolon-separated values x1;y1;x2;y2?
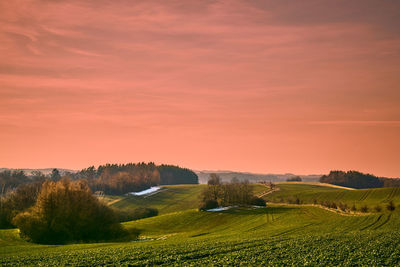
351;204;357;212
387;201;396;211
250;197;266;206
374;205;382;212
338;202;348;212
200;199;219;211
13;179;127;244
330;202;337;209
360;205;369;213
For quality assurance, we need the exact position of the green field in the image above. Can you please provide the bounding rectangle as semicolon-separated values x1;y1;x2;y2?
109;185;206;214
1;183;400;265
265;183;400;209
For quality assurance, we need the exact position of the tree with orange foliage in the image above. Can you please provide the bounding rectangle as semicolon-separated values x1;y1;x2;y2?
13;179;127;244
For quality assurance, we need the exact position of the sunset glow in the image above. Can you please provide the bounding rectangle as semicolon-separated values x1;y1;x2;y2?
1;0;399;176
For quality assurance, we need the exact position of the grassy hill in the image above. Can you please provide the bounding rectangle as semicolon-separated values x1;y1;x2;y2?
264;182;400;209
109;185;206;214
1;205;399;265
1;182;400;265
108;184;267;214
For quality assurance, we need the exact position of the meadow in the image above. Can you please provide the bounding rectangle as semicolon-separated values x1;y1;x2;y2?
1;183;399;266
265;182;400;209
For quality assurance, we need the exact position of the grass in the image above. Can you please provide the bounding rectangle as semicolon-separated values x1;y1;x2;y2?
110;184;206;214
265;183;400;210
109;184;266;214
1;183;400;265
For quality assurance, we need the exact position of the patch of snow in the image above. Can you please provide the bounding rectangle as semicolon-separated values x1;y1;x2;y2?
207;206;234;212
128;186;161;196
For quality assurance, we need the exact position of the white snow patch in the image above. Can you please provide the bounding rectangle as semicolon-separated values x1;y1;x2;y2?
128;186;161;196
207;206;235;212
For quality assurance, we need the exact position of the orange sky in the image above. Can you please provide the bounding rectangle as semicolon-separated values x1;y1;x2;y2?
1;0;400;177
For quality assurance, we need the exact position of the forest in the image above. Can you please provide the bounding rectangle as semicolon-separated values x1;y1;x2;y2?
0;163;198;195
320;170;400;189
0;163;198;231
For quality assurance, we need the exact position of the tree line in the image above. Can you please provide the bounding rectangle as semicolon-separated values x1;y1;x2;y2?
320;170;400;189
1;163;199;196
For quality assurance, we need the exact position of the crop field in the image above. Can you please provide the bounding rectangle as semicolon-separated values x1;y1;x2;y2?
1;183;400;266
265;183;400;209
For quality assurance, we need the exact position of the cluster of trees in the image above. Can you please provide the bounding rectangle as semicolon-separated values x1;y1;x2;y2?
318;200;396;213
158;165;198;185
200;174;266;210
0;170;30;189
320;170;400;189
0;169;69;191
1;163;199;196
0;181;43;228
286;176;302;182
13;179;129;244
86;163;161;195
76;163;198;195
271;196;397;214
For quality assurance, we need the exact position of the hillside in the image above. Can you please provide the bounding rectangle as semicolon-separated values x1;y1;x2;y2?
2;182;400;265
1;205;399;265
264;182;400;210
110;185;206;214
109;184;267;214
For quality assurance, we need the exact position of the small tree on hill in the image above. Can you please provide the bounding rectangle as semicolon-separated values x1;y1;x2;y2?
387;201;396;211
351;204;357;212
360;205;369;213
374;205;382;212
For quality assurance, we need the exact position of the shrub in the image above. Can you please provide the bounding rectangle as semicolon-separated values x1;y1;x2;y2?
200;199;219;211
387;201;396;211
351;204;357;212
374;205;382;212
13;179;127;244
249;197;266;207
360;205;369;213
338;202;348;212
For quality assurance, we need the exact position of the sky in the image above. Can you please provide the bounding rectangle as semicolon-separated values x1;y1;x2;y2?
1;0;400;177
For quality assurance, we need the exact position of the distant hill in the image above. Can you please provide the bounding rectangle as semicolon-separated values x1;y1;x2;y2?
195;170;321;184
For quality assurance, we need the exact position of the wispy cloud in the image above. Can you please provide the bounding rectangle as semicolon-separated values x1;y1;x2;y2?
309;121;400;126
0;0;399;176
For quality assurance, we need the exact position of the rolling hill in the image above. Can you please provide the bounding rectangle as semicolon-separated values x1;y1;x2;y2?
1;182;400;265
264;182;400;209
